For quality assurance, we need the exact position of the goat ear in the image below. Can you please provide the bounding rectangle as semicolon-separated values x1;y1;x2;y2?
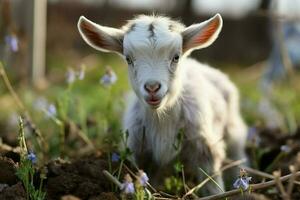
78;16;124;54
182;14;222;53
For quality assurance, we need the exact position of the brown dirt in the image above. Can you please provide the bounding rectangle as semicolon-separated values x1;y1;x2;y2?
0;156;18;185
0;182;26;200
0;151;119;200
45;155;119;200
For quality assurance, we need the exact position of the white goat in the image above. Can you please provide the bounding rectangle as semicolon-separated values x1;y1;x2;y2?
78;14;247;195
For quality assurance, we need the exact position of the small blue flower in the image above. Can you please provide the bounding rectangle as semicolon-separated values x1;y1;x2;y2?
100;66;117;86
138;170;149;186
121;182;135;194
27;151;37;164
233;177;252;190
5;34;19;52
120;174;135;194
77;65;85;80
34;98;57;119
46;104;57;118
66;68;76;84
111;152;120;162
280;145;291;153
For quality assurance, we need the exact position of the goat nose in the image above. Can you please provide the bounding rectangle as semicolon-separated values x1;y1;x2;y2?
144;81;161;93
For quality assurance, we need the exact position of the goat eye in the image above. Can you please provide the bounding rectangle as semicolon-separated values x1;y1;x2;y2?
172;54;180;63
126;56;133;65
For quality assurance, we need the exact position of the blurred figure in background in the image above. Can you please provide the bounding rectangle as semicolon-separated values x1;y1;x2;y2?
259;0;300;131
262;0;300;88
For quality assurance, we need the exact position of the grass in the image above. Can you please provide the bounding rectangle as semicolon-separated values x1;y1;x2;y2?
1;53;129;157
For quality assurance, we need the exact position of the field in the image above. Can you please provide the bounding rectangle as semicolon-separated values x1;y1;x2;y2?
2;0;300;198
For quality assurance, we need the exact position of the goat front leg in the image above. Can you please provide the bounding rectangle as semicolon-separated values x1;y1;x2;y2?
181;129;226;196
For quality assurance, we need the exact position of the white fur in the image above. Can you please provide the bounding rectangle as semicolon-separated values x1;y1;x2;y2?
78;14;247;195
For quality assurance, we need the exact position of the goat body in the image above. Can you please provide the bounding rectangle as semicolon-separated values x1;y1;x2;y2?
78;14;247;195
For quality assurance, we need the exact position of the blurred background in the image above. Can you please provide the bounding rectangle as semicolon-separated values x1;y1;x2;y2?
0;0;300;159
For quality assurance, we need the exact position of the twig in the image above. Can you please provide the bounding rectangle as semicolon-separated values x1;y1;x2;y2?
184;185;199;199
0;63;25;110
158;191;179;199
225;158;274;179
152;197;179;200
288;153;300;194
225;159;300;185
273;170;289;200
287;165;297;196
197;171;300;200
242;165;274;179
69;120;95;149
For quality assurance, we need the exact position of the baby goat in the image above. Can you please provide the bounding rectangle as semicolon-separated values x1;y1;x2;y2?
78;14;247;195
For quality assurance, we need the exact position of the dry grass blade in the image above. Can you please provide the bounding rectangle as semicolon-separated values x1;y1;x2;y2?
198;168;224;193
183;159;246;198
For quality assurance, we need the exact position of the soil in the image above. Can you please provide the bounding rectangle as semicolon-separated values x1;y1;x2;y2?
0;149;119;200
0;182;26;200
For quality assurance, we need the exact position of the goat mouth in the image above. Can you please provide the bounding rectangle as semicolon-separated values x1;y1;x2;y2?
146;98;161;107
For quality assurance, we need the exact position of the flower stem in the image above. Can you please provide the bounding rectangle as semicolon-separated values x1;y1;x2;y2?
0;62;47;153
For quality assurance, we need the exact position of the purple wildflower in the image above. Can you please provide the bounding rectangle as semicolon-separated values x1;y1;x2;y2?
77;65;85;80
66;66;86;83
46;104;57;118
27;151;37;164
233;176;252;190
233;168;252;190
34;98;57;119
121;182;135;194
100;66;117;86
280;145;291;153
138;170;149;186
111;152;120;162
5;34;19;52
66;68;76;84
120;174;135;194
